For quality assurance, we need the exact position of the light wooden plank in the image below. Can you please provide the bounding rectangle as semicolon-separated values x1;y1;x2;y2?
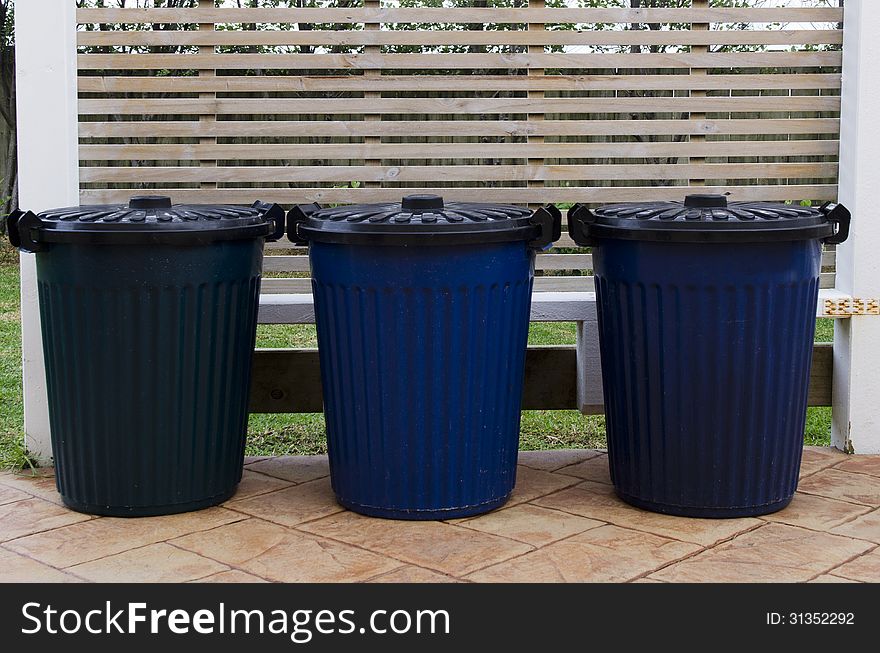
78;95;842;116
79;185;839;205
77;28;843;48
77;73;842;93
75;7;844;25
256;290;850;325
260;276;598;294
77;51;842;71
77;118;842;138
259;272;836;294
80;140;840;162
79;162;838;183
262;253;596;274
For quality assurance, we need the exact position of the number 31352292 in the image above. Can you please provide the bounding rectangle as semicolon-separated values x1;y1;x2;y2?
767;613;855;625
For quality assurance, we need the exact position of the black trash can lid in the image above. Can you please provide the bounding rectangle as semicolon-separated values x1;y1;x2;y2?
288;194;561;247
568;194;851;245
9;196;285;249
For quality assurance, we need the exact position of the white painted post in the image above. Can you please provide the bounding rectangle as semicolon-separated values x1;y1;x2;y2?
832;0;880;454
14;0;80;464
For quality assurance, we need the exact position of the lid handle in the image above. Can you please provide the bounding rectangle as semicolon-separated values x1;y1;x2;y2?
529;204;562;250
684;194;728;208
5;210;46;253
401;194;444;212
821;202;851;245
252;201;286;242
286;203;322;245
567;203;597;247
129;195;172;210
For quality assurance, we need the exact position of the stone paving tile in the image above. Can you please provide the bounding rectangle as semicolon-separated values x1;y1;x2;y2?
173;518;401;583
799;447;849;478
506;465;582;506
191;570;270;583
245;455;331;484
367;566;462;583
832;456;880;478
227;470;293;502
0;497;91;543
68;543;229;583
517;449;601;472
809;574;860;583
798;468;880;507
455;504;604;547
299;511;533;577
556;455;612;484
649;523;873;583
828;549;880;583
830;508;880;544
244;456;270;465
227;477;343;527
0;484;30;506
467;525;700;583
0;470;63;505
760;492;872;531
6;507;244;568
533;481;762;547
0;546;82;583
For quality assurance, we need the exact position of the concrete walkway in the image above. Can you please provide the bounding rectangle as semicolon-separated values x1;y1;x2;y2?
1;447;878;583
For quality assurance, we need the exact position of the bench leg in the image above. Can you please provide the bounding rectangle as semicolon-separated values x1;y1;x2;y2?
576;319;604;415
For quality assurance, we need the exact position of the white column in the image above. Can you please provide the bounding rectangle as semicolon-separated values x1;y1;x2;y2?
15;0;80;464
833;0;880;454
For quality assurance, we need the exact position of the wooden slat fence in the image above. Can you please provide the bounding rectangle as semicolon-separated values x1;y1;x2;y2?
76;1;843;293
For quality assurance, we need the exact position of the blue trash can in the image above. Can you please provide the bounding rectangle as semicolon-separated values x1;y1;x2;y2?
568;194;850;518
288;194;561;519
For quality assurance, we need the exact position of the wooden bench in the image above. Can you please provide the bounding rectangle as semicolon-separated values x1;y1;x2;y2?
249;245;842;416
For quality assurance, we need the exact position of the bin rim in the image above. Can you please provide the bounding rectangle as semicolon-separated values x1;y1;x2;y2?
6;196;285;251
287;194;562;248
567;195;851;246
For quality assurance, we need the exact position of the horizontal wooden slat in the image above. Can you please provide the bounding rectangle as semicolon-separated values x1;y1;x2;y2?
247;342;834;413
79;96;842;116
77;73;842;94
249;345;578;413
258;290;849;324
80;140;840;162
258;273;836;294
80;185;839;205
77;51;842;71
77;28;842;48
79;162;838;184
262;250;836;269
77;119;842;139
76;7;844;25
262;255;598;274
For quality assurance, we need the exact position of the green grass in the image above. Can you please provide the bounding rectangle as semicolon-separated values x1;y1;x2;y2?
0;253;836;465
0;254;31;469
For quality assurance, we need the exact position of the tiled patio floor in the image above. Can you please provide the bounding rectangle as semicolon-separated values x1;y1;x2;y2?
1;447;878;583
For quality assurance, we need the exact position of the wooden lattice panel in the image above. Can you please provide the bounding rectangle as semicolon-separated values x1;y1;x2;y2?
76;2;844;213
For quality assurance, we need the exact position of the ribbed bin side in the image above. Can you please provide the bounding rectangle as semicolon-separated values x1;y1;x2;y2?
36;241;262;516
310;242;534;519
594;239;821;518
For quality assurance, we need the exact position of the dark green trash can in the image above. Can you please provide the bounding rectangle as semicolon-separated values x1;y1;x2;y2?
7;196;284;516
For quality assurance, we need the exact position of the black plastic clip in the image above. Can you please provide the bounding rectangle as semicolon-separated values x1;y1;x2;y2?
252;201;286;242
286;203;322;246
567;203;598;247
6;210;46;253
528;204;562;251
821;202;851;245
